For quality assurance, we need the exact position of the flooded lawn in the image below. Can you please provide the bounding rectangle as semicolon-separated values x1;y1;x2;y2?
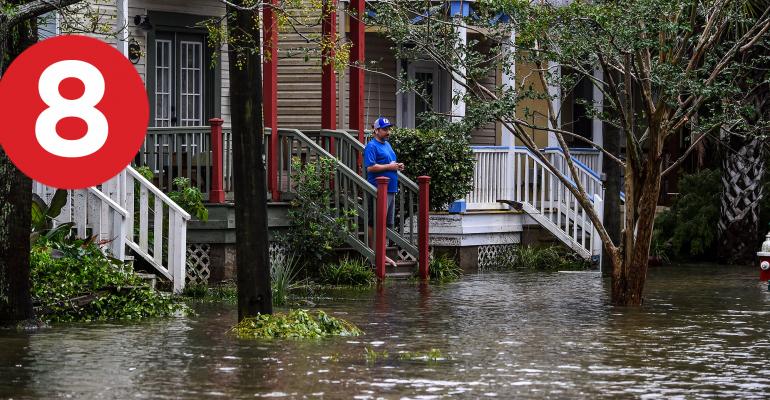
2;265;769;399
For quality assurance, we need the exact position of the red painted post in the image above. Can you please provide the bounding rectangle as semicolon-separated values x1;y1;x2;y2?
263;0;279;202
321;0;337;130
209;118;225;204
418;176;431;280
375;176;389;280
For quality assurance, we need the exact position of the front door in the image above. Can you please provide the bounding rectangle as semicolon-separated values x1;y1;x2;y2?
399;61;444;129
152;32;207;127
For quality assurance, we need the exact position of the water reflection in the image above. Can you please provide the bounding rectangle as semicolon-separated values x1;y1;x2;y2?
0;265;769;398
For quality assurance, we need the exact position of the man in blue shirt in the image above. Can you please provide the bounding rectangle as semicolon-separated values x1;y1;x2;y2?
364;117;404;267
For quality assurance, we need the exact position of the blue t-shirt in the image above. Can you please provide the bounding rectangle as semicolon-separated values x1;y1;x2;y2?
363;139;399;193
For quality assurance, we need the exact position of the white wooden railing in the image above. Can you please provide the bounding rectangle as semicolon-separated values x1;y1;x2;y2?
464;146;512;210
32;183;128;260
461;145;604;260
32;165;191;292
512;148;603;260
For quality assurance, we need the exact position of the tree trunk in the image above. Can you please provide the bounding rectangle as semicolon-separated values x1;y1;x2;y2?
0;17;36;324
226;4;273;319
612;157;662;306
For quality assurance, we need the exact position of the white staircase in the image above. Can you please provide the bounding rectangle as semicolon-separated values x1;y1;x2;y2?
32;166;191;292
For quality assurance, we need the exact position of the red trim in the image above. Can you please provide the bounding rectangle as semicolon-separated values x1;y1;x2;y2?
418;176;431;279
264;0;279;201
375;176;389;280
209;118;225;204
321;1;337;130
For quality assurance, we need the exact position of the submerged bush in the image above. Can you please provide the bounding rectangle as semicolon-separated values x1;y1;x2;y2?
422;254;463;283
31;240;184;323
318;257;375;286
232;309;362;339
499;245;590;271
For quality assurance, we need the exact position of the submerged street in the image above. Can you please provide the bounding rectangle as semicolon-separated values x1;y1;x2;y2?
2;265;769;399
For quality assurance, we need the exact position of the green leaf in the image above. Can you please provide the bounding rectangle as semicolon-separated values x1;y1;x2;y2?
46;189;69;219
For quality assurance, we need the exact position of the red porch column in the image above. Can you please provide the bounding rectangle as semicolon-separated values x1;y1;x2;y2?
418;176;431;280
263;0;279;201
209;118;225;204
349;0;365;140
375;176;389;280
321;0;337;130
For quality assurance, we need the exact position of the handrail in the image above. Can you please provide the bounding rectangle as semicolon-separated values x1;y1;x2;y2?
126;166;191;220
86;187;129;218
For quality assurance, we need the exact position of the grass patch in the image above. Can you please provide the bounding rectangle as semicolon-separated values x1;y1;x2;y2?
496;245;591;271
364;347;389;363
397;348;450;362
318;256;375;286
232;309;362;339
182;282;237;303
418;254;462;283
272;254;302;306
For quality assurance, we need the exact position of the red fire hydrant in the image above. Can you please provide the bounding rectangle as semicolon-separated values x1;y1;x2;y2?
759;228;770;289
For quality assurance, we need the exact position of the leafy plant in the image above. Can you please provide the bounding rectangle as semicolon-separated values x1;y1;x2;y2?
421;253;463;283
282;157;356;271
498;245;590;271
397;348;449;363
654;169;722;261
364;347;389;363
181;282;237;303
30;239;184;323
232;309;362;339
388;128;475;211
169;177;208;221
271;254;301;306
318;256;375;286
30;189;68;232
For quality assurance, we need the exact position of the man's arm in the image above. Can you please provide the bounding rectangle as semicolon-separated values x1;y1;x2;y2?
367;162;402;173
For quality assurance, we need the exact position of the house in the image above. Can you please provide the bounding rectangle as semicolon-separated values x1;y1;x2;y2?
34;0;609;288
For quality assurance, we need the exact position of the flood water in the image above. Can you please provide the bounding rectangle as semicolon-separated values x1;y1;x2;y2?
2;265;770;399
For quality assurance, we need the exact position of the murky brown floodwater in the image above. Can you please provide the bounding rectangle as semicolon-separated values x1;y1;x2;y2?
2;265;770;399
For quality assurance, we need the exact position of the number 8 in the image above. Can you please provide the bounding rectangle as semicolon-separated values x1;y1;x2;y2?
35;60;108;158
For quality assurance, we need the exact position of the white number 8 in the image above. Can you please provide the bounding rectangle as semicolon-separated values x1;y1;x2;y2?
35;60;108;158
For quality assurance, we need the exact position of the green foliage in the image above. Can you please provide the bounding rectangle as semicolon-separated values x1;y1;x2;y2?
364;347;389;363
318;257;375;286
271;254;301;306
421;254;463;283
654;169;722;261
169;177;208;221
397;348;449;363
30;239;184;323
500;245;590;271
134;165;154;181
388;128;475;211
283;157;356;270
232;309;362;339
181;282;237;303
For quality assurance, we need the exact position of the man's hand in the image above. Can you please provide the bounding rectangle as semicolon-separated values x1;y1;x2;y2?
389;161;405;171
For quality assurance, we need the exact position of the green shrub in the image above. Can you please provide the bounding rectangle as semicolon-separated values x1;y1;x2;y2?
501;245;590;271
169;177;208;221
271;254;301;306
388;128;475;211
181;282;237;303
318;257;375;286
232;309;362;339
30;239;184;323
654;169;721;261
422;254;463;283
282;157;356;271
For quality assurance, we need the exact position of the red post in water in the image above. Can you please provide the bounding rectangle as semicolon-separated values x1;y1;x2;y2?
375;176;389;280
418;176;431;280
321;0;337;131
263;0;279;201
209;118;225;204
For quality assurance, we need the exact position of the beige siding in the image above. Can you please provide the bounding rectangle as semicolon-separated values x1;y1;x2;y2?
468;62;499;145
277;9;323;129
515;59;550;148
359;33;398;128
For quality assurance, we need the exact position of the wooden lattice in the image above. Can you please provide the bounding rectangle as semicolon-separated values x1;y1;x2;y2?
186;243;211;285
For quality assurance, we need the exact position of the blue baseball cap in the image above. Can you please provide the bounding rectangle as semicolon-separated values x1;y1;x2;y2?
373;117;393;129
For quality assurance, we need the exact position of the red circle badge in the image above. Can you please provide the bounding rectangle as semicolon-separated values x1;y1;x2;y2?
0;35;149;189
